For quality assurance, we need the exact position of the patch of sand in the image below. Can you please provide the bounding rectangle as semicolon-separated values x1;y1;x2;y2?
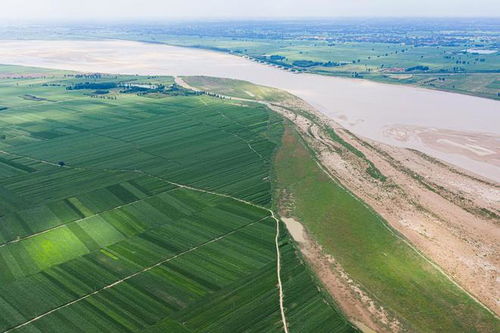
385;74;413;80
281;217;306;243
384;125;500;167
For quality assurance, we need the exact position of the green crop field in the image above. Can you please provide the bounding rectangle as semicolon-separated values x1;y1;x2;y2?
181;76;295;103
274;125;498;332
0;65;356;332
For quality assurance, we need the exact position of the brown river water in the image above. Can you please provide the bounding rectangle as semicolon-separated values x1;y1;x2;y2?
0;40;498;182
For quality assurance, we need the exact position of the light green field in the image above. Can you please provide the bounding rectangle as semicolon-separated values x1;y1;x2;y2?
182;76;294;102
0;65;356;332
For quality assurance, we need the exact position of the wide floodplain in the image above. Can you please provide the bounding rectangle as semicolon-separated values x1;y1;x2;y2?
0;40;498;181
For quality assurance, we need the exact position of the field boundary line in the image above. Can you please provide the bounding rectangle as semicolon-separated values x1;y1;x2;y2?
0;150;290;332
0;187;180;249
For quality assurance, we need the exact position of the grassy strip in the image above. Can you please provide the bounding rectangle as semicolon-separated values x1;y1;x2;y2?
274;125;498;332
324;127;386;181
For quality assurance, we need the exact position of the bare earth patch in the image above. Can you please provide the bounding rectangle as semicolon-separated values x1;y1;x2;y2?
282;216;401;333
0;73;51;79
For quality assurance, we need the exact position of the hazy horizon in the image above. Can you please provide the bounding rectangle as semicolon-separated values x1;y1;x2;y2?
2;0;500;22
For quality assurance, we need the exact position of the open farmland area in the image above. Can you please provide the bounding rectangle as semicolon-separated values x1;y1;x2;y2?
1;1;500;330
0;65;356;332
0;60;498;332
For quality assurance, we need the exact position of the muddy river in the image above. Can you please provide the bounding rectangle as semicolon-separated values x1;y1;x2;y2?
0;40;498;181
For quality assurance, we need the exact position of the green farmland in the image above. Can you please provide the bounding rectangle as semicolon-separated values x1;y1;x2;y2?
0;65;355;332
2;64;498;332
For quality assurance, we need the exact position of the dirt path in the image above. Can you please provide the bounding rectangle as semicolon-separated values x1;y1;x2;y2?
272;211;289;333
175;77;201;92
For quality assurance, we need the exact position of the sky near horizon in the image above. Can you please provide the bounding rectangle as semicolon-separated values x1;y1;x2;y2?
2;0;500;21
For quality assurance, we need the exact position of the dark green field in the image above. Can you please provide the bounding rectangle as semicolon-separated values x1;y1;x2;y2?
0;65;355;332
